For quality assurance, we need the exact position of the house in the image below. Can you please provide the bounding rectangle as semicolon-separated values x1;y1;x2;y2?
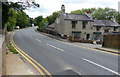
93;20;120;41
53;5;94;41
47;5;120;42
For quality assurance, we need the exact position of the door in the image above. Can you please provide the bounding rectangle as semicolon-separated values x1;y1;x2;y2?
86;34;90;40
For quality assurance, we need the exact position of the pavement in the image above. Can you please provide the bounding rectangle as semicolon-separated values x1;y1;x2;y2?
12;27;119;75
0;34;3;77
4;31;40;75
6;52;40;75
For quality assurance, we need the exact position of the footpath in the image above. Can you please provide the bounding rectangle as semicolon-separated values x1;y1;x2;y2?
2;32;40;75
0;34;3;76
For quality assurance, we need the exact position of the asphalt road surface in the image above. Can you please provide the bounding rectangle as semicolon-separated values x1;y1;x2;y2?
13;27;119;75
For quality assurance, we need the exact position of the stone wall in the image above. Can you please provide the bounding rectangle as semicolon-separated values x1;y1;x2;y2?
103;34;120;49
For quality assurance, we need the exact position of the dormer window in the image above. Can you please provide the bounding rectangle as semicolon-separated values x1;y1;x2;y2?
71;21;77;29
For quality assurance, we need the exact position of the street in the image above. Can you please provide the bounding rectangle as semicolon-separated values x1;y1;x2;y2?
13;27;119;75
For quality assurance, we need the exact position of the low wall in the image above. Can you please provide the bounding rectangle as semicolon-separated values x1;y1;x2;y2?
102;34;120;49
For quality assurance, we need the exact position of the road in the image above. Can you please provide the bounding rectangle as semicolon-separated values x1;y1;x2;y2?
13;27;119;75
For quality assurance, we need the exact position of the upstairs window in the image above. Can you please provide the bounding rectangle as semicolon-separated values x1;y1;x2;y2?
82;21;88;29
104;29;109;33
96;26;101;31
114;27;118;31
71;21;77;29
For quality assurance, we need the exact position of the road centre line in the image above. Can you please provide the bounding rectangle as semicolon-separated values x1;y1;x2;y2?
82;58;120;75
35;38;42;42
46;44;64;52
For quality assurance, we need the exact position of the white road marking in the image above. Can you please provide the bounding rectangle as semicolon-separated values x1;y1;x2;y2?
29;35;32;37
83;58;120;75
35;38;41;42
46;44;64;52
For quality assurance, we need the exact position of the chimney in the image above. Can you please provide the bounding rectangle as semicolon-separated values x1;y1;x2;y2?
61;5;65;13
118;1;120;13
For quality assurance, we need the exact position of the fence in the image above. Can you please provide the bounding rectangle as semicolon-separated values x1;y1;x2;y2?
102;34;120;49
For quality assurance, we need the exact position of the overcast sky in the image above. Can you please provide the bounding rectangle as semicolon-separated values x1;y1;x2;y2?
23;0;120;18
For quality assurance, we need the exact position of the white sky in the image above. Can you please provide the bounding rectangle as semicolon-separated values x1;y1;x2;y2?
23;0;120;18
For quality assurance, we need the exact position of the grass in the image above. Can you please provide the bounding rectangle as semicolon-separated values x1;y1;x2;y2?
6;51;9;55
8;44;19;54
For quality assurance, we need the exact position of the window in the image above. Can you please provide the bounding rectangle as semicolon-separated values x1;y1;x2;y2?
71;21;77;29
114;27;118;31
82;21;88;29
96;26;101;31
104;29;109;33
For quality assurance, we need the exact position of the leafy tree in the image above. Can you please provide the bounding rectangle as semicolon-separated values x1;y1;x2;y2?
6;8;17;31
71;8;96;14
71;8;118;20
6;17;17;31
46;11;60;25
93;8;118;20
16;11;30;28
38;18;47;31
116;13;120;24
2;1;39;30
34;16;43;26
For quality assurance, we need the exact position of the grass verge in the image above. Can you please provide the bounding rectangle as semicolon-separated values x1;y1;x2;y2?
8;44;19;54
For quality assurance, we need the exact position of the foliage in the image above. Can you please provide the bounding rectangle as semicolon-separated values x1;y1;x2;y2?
34;16;43;26
6;51;9;55
71;8;119;22
93;8;118;20
6;8;17;31
2;1;39;30
46;11;60;25
16;11;30;28
8;44;19;54
38;18;47;31
71;8;96;14
116;13;120;24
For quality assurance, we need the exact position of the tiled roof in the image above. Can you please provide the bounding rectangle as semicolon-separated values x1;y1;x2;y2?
94;20;119;27
64;13;92;21
48;23;55;28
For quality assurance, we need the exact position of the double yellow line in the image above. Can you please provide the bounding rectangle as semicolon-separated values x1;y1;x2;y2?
10;31;52;77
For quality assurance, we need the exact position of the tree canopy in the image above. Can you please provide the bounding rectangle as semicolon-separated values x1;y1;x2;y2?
2;1;40;31
71;8;119;24
46;11;60;25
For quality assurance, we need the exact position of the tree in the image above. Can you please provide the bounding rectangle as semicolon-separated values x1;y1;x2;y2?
6;8;17;31
71;8;118;20
38;18;47;31
71;8;96;14
116;13;120;24
34;16;43;26
16;11;30;28
2;1;40;29
46;11;60;25
93;8;118;20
